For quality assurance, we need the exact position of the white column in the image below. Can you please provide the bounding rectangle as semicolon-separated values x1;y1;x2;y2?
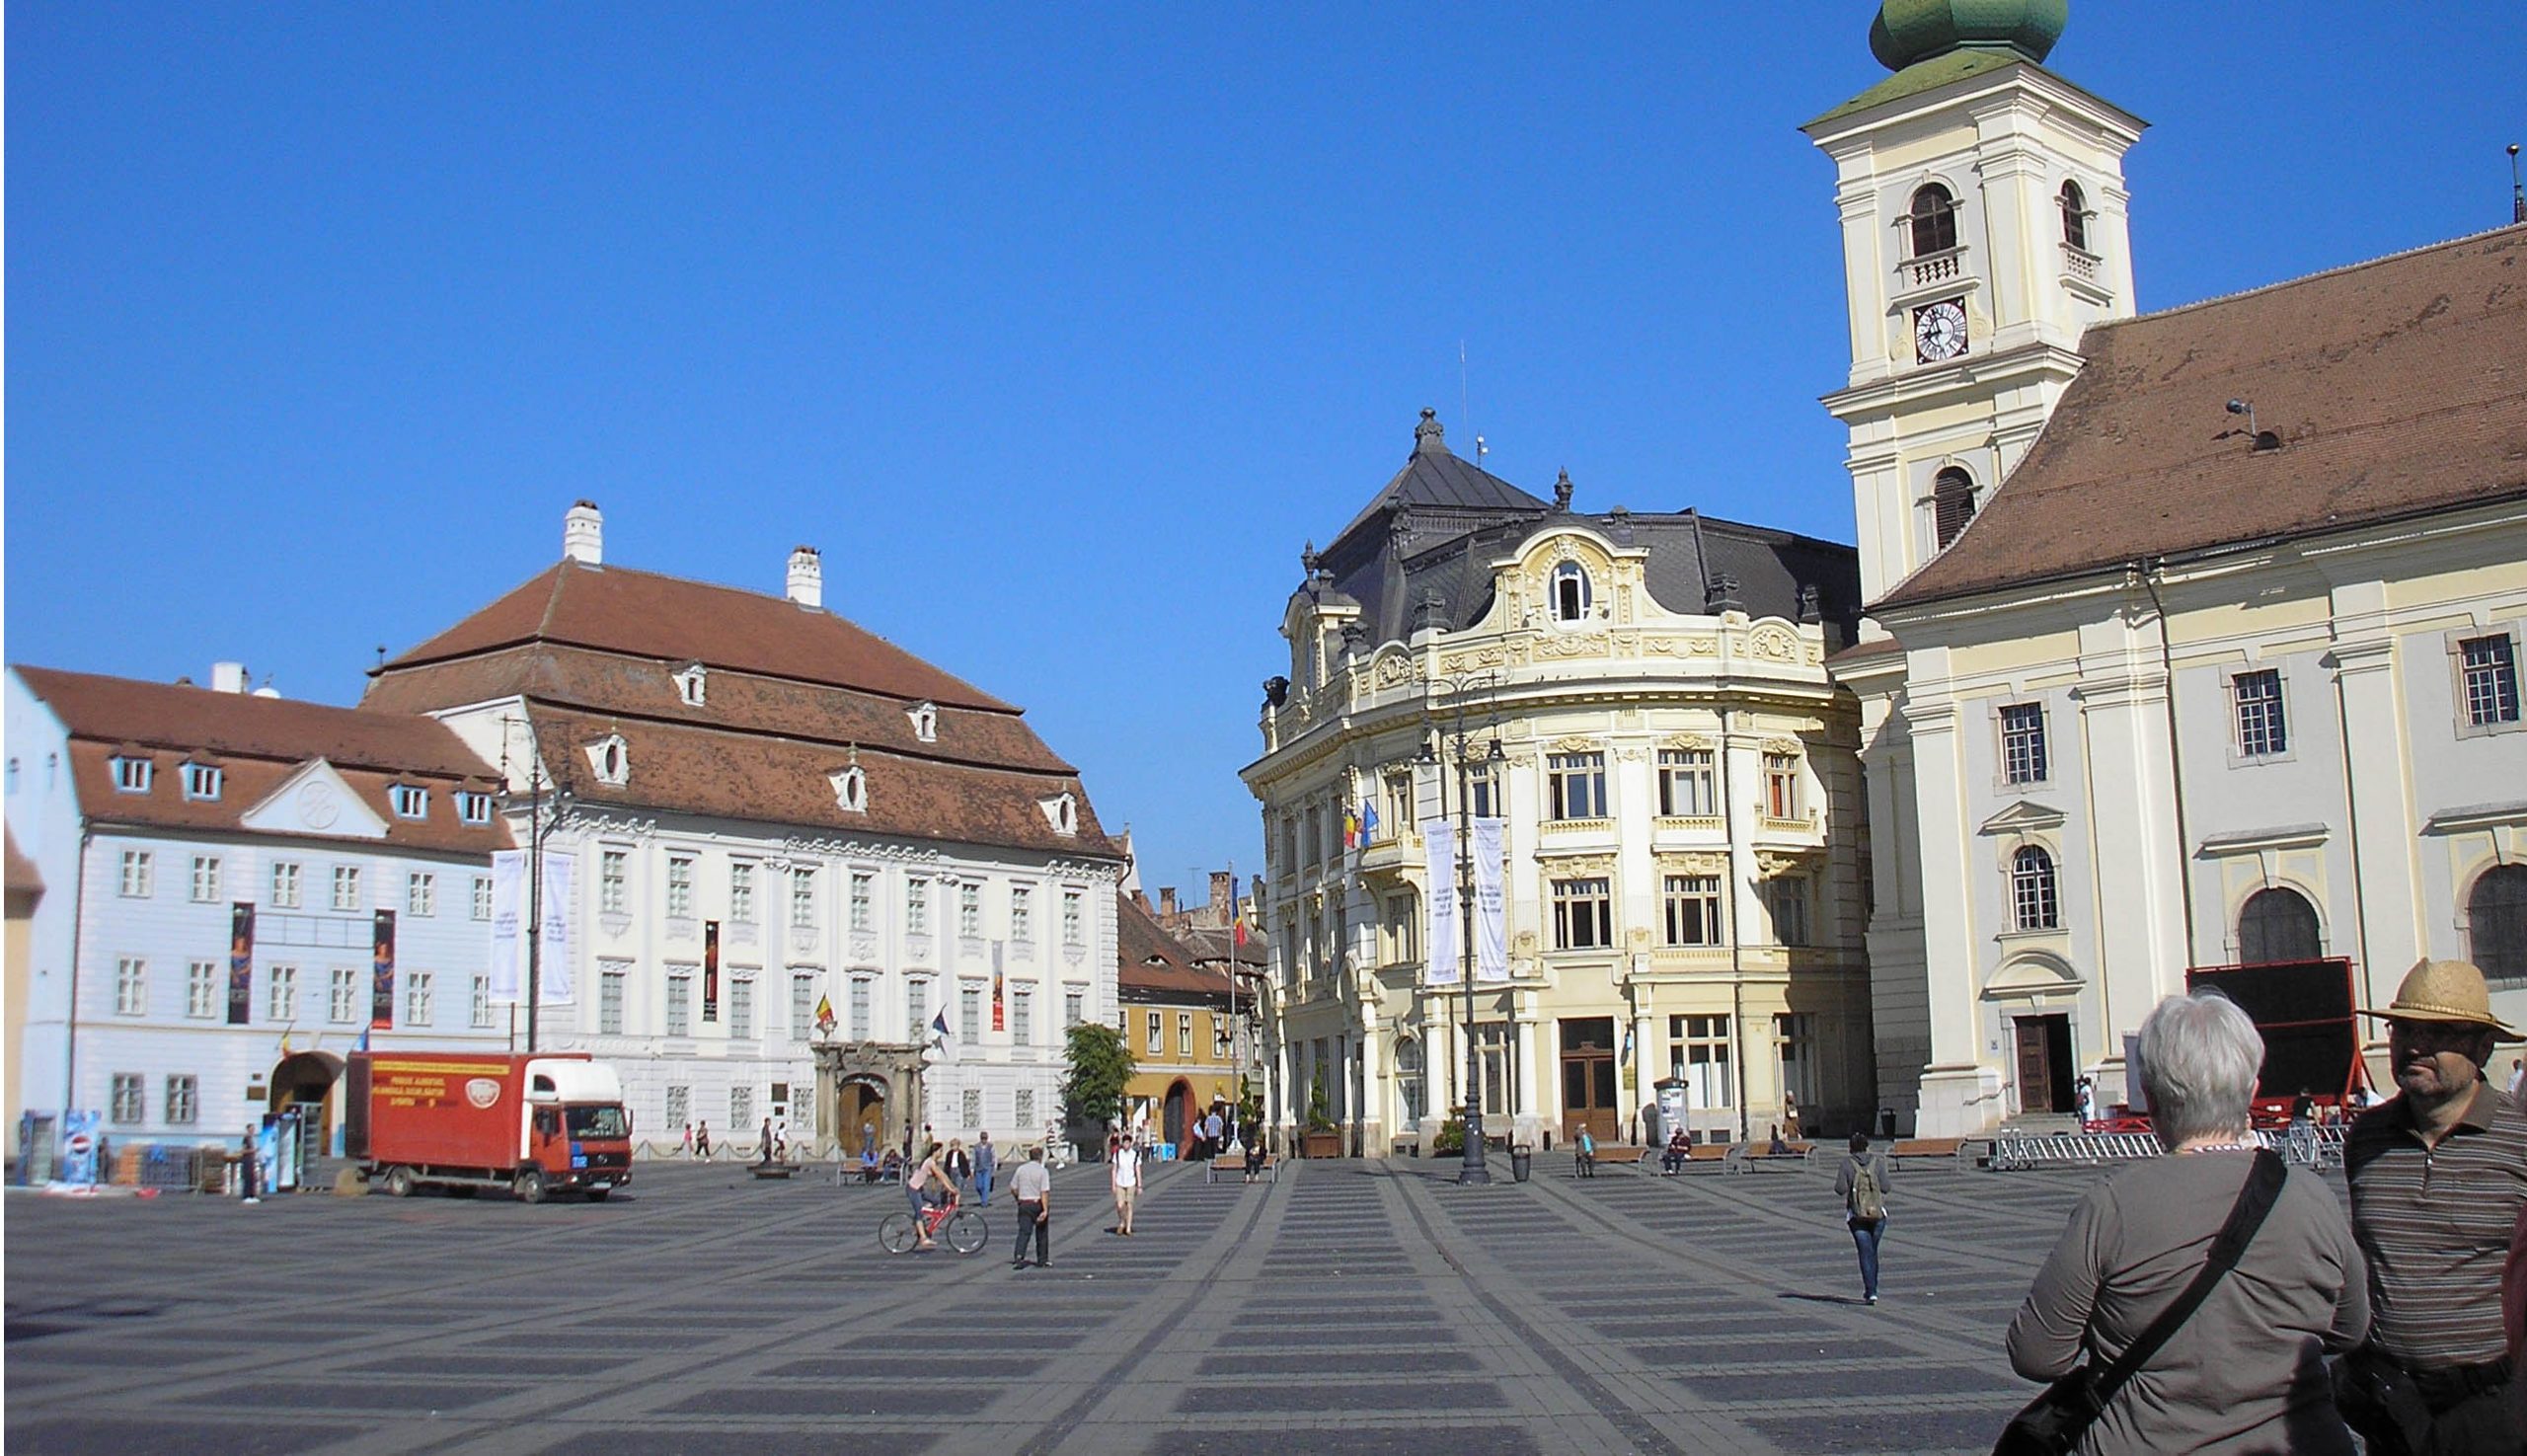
2328;607;2422;1010
1901;687;2004;1135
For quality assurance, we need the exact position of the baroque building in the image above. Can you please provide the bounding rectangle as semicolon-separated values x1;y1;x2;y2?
361;502;1125;1155
1811;2;2527;1134
1244;412;1873;1153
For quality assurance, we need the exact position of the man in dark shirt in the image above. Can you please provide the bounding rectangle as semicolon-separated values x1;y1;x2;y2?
2343;958;2527;1455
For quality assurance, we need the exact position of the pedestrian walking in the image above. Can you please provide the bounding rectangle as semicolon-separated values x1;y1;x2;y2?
2002;992;2366;1454
773;1116;789;1163
2509;1055;2524;1101
760;1116;775;1166
1575;1125;1597;1178
2339;958;2527;1455
1110;1132;1141;1235
682;1121;695;1157
2074;1074;2096;1128
1203;1108;1225;1161
973;1130;997;1208
945;1138;973;1199
695;1120;712;1159
1836;1131;1892;1304
1782;1091;1804;1141
1010;1143;1052;1268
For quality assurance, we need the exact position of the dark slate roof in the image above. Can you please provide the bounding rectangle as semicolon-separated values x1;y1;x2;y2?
1327;410;1548;551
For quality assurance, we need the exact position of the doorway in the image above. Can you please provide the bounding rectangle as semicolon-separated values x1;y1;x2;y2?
840;1077;888;1157
1164;1080;1191;1153
268;1052;341;1154
1559;1017;1619;1143
2013;1015;2076;1113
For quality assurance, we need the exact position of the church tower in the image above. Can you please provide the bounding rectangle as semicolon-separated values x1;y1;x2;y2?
1804;0;2143;611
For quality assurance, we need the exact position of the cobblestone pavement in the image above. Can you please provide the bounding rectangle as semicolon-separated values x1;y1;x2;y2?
4;1151;2129;1455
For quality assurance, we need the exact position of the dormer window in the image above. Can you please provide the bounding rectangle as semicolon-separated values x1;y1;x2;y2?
1041;792;1078;836
587;735;630;787
183;763;223;802
457;791;493;825
1932;466;1979;550
908;702;937;742
1551;562;1593;623
672;663;707;707
390;785;429;819
1907;184;1958;257
2058;180;2090;252
830;764;869;813
113;756;153;794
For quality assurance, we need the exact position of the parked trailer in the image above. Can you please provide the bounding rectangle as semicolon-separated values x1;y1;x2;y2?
345;1051;632;1203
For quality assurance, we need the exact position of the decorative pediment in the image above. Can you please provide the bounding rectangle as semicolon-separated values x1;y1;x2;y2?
1982;954;2083;1000
1550;736;1600;755
1660;733;1714;751
1538;853;1617;877
241;759;389;840
1656;852;1730;877
2195;822;2330;856
1978;800;2067;836
1759;736;1803;757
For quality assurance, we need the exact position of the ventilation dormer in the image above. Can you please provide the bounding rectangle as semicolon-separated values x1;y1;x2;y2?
908;701;937;742
586;733;630;787
1040;792;1079;836
672;662;708;707
829;763;869;813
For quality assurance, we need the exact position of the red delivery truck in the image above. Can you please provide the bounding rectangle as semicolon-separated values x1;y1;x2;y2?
345;1051;633;1203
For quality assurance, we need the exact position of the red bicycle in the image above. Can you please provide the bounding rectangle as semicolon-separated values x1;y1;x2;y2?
880;1195;987;1255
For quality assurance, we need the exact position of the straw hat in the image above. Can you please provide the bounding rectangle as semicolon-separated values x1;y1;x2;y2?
2358;958;2521;1041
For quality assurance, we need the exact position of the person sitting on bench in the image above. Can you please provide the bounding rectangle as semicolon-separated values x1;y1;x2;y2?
1661;1127;1691;1175
1243;1124;1266;1184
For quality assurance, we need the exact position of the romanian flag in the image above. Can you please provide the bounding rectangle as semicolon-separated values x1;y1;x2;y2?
1342;805;1361;849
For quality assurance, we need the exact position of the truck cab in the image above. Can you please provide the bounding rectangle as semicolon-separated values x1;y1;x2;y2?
523;1058;634;1201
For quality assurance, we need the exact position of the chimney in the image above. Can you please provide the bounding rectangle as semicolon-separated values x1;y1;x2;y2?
564;500;603;565
1159;887;1179;919
786;545;822;607
210;662;249;694
1209;871;1234;914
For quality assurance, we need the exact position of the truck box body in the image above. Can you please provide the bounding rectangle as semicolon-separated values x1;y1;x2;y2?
345;1051;632;1200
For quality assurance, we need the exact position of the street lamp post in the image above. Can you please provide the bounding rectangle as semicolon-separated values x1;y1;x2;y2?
1422;672;1504;1187
498;759;571;1055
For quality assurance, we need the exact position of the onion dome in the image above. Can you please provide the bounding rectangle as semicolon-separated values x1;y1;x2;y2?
1869;0;2067;71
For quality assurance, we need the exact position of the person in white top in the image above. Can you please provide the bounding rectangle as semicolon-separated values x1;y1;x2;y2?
1110;1132;1142;1236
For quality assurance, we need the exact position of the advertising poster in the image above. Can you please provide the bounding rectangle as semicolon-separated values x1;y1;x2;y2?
992;941;1005;1032
58;1109;102;1188
536;854;574;1002
1472;816;1507;982
1421;819;1459;985
703;921;720;1022
227;901;256;1025
488;850;523;999
371;909;397;1030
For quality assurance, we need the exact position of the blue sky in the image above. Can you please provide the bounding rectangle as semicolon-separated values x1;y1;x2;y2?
9;3;2524;895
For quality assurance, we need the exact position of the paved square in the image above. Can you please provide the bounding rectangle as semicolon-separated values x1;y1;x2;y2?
5;1153;2126;1454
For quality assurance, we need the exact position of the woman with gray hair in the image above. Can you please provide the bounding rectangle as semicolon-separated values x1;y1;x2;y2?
2004;991;2369;1453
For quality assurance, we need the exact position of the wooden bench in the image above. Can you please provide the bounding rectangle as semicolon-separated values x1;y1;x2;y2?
1206;1154;1279;1185
751;1163;799;1180
1575;1145;1648;1177
1722;1141;1816;1174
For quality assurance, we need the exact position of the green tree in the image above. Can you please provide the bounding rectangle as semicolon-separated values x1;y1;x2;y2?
1061;1022;1135;1136
1305;1068;1335;1132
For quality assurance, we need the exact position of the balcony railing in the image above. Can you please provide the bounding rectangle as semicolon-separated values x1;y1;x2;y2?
1901;248;1964;288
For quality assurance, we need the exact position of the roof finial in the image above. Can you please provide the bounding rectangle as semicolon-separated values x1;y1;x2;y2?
1552;470;1574;512
1414;407;1449;457
1300;540;1322;577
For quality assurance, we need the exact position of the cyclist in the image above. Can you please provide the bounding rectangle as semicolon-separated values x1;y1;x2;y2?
907;1144;954;1250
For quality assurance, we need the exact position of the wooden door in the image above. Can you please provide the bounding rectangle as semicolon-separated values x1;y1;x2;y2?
1560;1018;1619;1143
2016;1017;2072;1113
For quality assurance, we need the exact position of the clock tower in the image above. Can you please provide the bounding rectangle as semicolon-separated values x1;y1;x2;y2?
1804;0;2143;610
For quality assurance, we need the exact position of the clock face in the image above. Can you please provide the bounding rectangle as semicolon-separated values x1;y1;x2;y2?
1914;298;1968;362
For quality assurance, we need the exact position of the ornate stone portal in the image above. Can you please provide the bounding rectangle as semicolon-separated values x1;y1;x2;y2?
811;1040;929;1156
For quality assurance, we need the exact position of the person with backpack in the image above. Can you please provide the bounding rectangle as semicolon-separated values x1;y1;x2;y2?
1836;1130;1892;1304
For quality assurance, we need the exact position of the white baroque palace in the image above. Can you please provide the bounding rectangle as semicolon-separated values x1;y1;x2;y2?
1245;413;1876;1153
362;503;1125;1155
1809;3;2527;1134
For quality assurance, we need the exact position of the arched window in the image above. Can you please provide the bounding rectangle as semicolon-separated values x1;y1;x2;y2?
2059;180;2090;251
1552;561;1592;623
1909;184;1958;257
2237;886;2321;963
2011;846;2059;931
2470;864;2527;987
1933;467;1979;550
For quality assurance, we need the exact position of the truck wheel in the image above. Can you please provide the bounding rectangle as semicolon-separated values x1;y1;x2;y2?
381;1167;415;1198
513;1170;546;1204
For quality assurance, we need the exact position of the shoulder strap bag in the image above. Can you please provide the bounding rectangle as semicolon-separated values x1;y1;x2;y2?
1994;1149;2287;1456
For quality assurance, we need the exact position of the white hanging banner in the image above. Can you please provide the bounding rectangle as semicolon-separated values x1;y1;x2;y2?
1422;819;1459;986
489;850;525;1000
536;853;574;1003
1471;816;1507;983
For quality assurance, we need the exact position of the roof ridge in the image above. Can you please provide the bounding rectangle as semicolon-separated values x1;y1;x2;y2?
520;696;1080;778
2095;221;2527;334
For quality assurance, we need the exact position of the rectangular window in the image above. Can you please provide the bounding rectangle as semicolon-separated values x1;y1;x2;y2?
1062;889;1085;947
729;976;754;1039
958;882;981;939
329;967;358;1023
1146;1009;1164;1053
472;876;494;921
471;974;493;1029
665;1085;690;1130
268;964;297;1022
600;969;626;1035
849;977;872;1041
457;791;493;825
165;1074;198;1126
391;785;428;819
1381;771;1413;842
2235;668;2288;757
1762;754;1802;819
1548;752;1607;820
332;866;362;912
1381;891;1419;965
111;1073;144;1124
2461;635;2522;727
1999;703;2049;785
1010;885;1034;943
1552;878;1613;950
600;850;630;915
114;757;152;793
907;977;931;1040
1064;987;1085;1028
959;982;981;1040
115;957;147;1016
185;960;219;1019
849;871;874;933
1778;1012;1819;1110
1657;749;1716;816
1016;1087;1036;1126
792;973;815;1039
665;972;692;1036
729;863;756;924
1662;875;1724;946
405;970;433;1026
1012;985;1034;1044
962;1088;982;1127
407;872;435;917
271;862;302;909
729;1085;752;1128
1670;1013;1733;1110
793;868;819;931
1770;878;1811;947
184;763;222;801
1466;766;1497;820
190;855;222;903
906;879;930;936
119;850;152;898
1179;1011;1193;1055
666;855;695;919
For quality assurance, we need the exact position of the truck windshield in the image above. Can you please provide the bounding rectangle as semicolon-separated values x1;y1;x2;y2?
566;1106;629;1140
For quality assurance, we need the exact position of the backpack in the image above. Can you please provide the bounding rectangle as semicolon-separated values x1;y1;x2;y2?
1851;1158;1886;1220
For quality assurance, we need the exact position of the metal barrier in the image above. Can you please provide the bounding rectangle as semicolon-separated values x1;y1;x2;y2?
1986;1124;2345;1173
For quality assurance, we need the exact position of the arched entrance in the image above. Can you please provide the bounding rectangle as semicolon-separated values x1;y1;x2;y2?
269;1051;344;1153
839;1077;888;1159
2238;887;2322;963
1163;1079;1192;1153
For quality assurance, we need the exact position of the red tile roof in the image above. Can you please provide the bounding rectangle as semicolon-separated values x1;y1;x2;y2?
1877;224;2527;611
5;829;40;897
1117;893;1233;1000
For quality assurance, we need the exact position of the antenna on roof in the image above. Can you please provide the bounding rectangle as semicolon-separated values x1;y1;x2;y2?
2511;144;2524;224
1459;340;1472;457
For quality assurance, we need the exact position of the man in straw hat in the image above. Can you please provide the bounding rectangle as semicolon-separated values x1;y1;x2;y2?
2339;957;2527;1454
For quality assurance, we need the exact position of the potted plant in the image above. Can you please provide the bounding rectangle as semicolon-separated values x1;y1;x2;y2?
1300;1070;1340;1159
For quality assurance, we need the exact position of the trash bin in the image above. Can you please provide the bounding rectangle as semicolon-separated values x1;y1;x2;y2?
1878;1108;1897;1139
1510;1144;1532;1183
